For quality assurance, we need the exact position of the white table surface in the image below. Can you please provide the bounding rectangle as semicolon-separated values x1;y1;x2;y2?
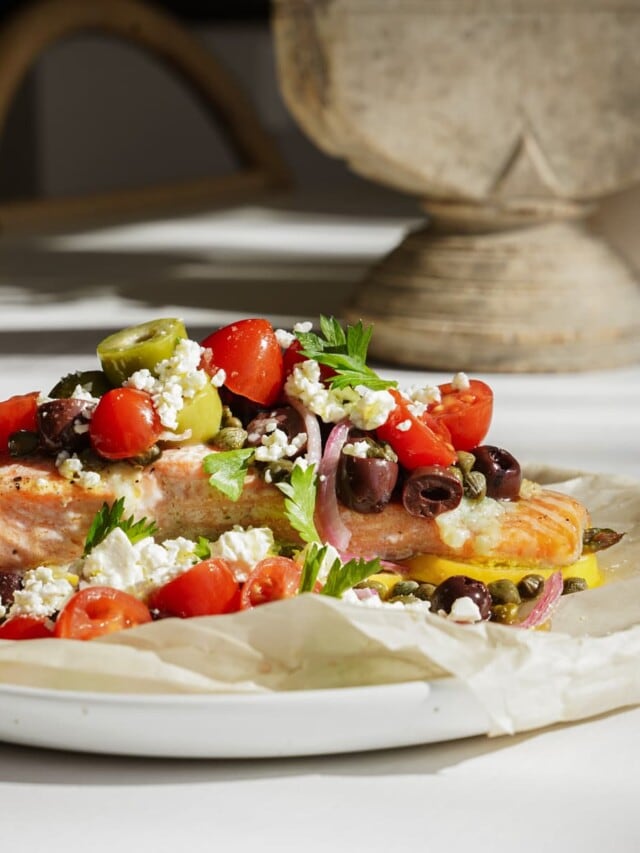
0;204;639;852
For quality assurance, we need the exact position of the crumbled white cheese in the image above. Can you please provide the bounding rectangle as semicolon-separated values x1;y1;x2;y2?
70;384;100;404
451;372;471;392
0;596;6;620
348;386;396;431
403;384;441;417
275;328;295;349
10;566;78;618
342;440;371;458
254;428;307;462
55;451;102;490
294;321;313;334
210;368;226;388
285;359;355;423
80;528;200;597
442;596;483;623
125;338;210;430
208;527;275;582
396;419;412;433
435;496;505;553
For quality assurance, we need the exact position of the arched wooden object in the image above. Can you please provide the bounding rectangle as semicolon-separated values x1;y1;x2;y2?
0;0;290;233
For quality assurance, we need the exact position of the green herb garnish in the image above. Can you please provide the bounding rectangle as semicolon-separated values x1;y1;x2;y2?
295;316;396;391
83;498;158;556
203;448;255;501
298;543;332;593
193;536;211;560
320;555;382;598
275;462;320;544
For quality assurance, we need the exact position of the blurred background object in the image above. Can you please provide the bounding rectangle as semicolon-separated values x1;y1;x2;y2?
273;0;640;372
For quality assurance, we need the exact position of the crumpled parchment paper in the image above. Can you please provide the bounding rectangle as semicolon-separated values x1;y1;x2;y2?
0;467;638;737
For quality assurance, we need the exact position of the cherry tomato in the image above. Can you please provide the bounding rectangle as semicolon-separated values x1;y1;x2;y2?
54;587;152;640
148;558;241;618
428;379;493;451
376;390;456;470
0;392;39;453
201;319;285;407
283;339;335;383
0;615;53;640
240;557;301;609
89;388;162;460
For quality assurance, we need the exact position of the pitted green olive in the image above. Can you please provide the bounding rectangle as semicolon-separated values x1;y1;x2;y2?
175;383;222;444
97;318;187;385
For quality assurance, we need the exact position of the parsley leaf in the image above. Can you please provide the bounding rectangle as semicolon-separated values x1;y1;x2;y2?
83;498;158;557
203;448;255;501
298;543;337;593
194;536;211;560
275;462;319;544
320;555;382;598
296;316;396;391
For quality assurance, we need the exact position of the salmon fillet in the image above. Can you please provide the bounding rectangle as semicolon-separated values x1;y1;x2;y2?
0;446;589;572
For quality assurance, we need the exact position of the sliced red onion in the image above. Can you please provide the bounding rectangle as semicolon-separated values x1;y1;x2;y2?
315;419;352;552
518;570;564;629
353;586;380;601
286;393;322;468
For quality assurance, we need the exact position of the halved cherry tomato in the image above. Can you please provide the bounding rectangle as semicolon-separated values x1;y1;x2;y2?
240;556;301;609
0;391;39;453
54;587;152;640
376;389;456;470
201;319;285;407
427;379;493;451
148;558;241;618
0;615;53;640
89;387;162;460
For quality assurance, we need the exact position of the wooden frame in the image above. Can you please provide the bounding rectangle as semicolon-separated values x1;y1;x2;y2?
0;0;289;233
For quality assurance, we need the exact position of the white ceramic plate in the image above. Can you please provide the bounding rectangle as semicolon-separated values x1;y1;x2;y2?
0;678;490;758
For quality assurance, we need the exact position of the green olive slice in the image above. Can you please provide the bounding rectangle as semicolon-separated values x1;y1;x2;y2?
97;318;187;386
49;370;113;399
174;383;222;445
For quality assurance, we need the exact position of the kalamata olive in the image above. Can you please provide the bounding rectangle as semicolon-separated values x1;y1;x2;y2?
0;570;22;609
245;407;305;451
471;445;522;500
401;465;463;518
337;453;399;513
37;399;95;453
430;575;492;620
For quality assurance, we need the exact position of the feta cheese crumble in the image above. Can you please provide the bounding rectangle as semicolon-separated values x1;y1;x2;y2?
254;428;307;462
10;566;78;618
441;596;483;623
451;372;471;392
55;451;102;490
208;526;275;582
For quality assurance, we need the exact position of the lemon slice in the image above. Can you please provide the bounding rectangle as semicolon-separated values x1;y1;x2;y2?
398;552;601;589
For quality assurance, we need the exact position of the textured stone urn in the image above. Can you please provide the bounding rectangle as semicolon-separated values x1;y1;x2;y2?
273;0;640;371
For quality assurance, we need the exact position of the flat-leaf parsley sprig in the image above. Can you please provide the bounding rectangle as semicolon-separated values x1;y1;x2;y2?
295;316;397;392
275;462;319;544
83;497;158;556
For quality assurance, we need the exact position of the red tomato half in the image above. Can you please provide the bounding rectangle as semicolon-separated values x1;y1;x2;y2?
0;392;39;453
89;387;162;460
201;319;285;407
428;379;494;451
0;615;53;640
376;390;456;470
240;557;301;609
54;587;152;640
148;558;241;618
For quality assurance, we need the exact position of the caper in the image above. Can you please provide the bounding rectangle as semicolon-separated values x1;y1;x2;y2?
456;450;476;476
391;580;420;597
355;580;390;601
464;470;487;500
491;602;520;624
388;594;421;605
518;574;544;600
8;430;40;457
562;577;588;595
97;318;187;385
215;426;248;450
221;406;244;430
175;383;223;444
414;582;437;601
488;579;521;605
128;445;162;466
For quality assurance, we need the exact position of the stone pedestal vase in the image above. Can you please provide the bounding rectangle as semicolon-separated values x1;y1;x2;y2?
273;0;640;371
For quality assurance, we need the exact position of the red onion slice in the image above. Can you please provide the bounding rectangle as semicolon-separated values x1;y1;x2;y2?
315;419;352;552
518;570;564;629
286;393;322;468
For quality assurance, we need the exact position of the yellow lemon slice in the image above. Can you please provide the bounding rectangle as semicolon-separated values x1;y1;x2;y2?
397;552;601;589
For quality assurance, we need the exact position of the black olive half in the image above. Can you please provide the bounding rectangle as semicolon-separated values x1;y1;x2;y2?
471;445;521;500
430;575;492;620
37;398;95;453
337;453;398;514
402;465;463;519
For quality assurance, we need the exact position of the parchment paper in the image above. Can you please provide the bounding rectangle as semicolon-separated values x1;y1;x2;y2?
1;467;638;736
